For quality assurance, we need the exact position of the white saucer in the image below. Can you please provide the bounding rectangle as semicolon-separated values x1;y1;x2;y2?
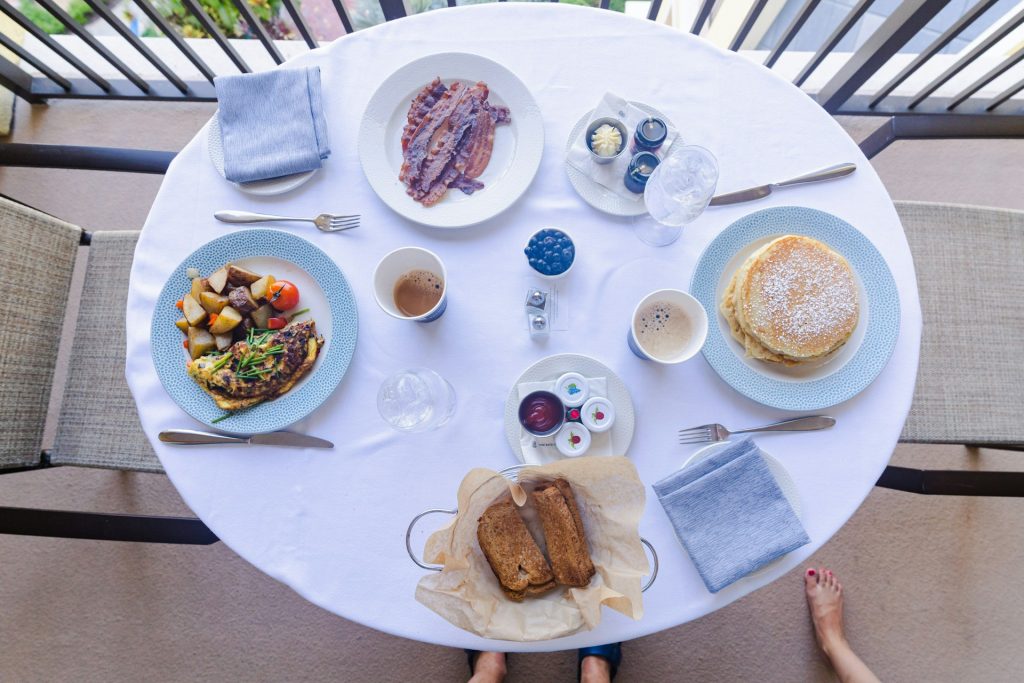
564;102;672;217
206;115;317;196
503;353;635;464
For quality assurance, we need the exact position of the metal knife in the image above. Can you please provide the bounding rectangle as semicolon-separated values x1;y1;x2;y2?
159;429;333;449
709;162;857;206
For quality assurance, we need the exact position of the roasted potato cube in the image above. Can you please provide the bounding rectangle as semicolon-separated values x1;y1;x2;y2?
182;294;207;326
174;318;189;333
250;274;276;301
209;305;243;334
199;291;229;315
207;266;229;294
190;277;210;301
187;327;216;359
227;264;261;286
214;333;234;352
228;286;258;314
251;303;274;329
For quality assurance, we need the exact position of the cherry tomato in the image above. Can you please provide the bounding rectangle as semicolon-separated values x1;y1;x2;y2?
267;317;287;330
175;299;184;310
268;280;300;311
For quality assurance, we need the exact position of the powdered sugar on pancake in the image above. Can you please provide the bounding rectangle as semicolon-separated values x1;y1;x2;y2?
741;236;858;359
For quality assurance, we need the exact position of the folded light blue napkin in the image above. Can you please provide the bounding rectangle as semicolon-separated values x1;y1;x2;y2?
214;66;330;183
654;438;809;593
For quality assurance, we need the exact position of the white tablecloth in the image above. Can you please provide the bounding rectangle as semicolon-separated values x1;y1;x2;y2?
125;4;921;652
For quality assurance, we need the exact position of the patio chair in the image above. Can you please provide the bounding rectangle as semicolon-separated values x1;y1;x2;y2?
876;201;1024;497
0;149;216;544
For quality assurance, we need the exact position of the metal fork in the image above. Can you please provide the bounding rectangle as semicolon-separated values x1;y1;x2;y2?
214;210;359;232
678;415;836;445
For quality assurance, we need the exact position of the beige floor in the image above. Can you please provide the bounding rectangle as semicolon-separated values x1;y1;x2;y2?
2;99;1024;683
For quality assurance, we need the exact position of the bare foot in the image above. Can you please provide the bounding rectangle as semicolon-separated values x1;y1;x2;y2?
802;569;881;683
468;652;506;683
804;567;846;657
580;655;612;683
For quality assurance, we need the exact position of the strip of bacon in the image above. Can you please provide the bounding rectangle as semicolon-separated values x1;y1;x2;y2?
399;78;511;206
399;81;466;186
412;85;485;196
460;103;497;180
401;78;447;152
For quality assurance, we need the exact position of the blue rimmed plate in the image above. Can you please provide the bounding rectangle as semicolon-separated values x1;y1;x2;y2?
151;229;358;434
690;206;900;411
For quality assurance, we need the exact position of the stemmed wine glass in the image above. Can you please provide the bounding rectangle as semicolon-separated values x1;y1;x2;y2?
634;144;719;247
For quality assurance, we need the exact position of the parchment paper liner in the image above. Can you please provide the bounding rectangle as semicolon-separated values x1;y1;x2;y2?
415;456;648;641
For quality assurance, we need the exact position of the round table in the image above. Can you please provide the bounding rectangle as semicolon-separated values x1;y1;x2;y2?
126;3;922;651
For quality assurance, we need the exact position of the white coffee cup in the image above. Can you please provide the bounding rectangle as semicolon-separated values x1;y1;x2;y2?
628;289;708;364
373;247;448;322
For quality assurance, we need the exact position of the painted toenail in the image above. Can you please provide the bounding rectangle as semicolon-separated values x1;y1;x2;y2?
807;569;816;576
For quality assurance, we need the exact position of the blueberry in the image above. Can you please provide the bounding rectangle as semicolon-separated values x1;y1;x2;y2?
562;248;573;260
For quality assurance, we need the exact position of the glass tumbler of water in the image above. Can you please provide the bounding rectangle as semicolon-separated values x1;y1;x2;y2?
634;144;719;247
377;368;457;433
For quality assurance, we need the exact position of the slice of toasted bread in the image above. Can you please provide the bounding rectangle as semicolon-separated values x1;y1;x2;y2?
531;479;595;588
477;498;556;602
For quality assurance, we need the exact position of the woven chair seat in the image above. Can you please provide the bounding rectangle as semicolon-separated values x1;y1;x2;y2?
0;197;80;468
896;201;1024;447
52;231;161;472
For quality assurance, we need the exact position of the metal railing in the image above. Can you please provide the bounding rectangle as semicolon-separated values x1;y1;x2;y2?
0;0;1022;153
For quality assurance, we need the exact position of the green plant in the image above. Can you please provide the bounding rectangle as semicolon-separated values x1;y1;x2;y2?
18;0;103;34
68;0;94;25
154;0;290;39
19;0;64;34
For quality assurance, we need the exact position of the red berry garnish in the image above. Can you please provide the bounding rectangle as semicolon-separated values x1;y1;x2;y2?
571;434;581;445
595;411;605;420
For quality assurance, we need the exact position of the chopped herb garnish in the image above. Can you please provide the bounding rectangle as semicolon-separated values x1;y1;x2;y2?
211;353;232;372
211;412;232;423
288;308;310;321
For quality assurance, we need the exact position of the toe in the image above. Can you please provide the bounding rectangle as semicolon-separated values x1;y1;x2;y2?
804;568;817;589
817;567;825;584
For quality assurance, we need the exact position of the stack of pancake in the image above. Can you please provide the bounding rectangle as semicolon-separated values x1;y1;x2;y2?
721;235;859;366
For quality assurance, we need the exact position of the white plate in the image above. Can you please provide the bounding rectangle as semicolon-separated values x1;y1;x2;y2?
503;353;635;464
358;52;544;229
691;207;901;411
206;115;317;196
684;440;803;581
150;229;358;434
564;102;671;217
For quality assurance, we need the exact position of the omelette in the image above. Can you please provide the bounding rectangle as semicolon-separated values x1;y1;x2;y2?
187;320;323;411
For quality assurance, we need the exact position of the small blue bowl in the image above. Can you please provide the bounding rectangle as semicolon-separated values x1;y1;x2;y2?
524;227;576;279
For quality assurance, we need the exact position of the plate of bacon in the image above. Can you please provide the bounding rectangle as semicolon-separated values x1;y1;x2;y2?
358;52;544;229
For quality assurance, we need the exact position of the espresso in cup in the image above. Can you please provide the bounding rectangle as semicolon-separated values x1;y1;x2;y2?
628;289;708;364
373;247;448;322
633;300;692;361
394;269;443;317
